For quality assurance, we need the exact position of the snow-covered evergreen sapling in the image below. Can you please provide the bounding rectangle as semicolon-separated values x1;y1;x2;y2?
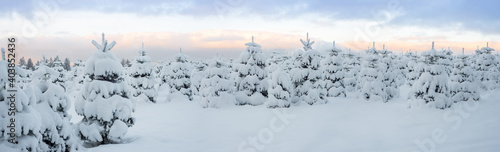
190;61;207;96
342;49;360;92
166;49;193;101
129;43;157;103
290;33;327;105
379;45;399;101
75;33;135;145
31;65;81;151
266;68;292;108
449;55;480;102
408;42;451;109
199;56;236;108
321;41;345;97
357;42;387;102
234;37;268;106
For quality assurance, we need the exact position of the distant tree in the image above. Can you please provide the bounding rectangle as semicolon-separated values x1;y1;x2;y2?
63;58;71;71
19;56;26;67
27;58;35;71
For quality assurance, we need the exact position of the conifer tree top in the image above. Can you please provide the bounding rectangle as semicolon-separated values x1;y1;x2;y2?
92;33;116;53
174;48;188;63
300;33;315;51
481;42;495;54
327;41;342;56
245;36;261;48
139;42;147;56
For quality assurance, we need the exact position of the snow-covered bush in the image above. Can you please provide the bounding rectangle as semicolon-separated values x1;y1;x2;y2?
408;42;451;109
449;55;480;103
166;49;193;101
199;56;236;108
290;33;327;105
266;69;292;108
75;33;135;145
129;44;157;103
234;37;268;106
321;41;345;97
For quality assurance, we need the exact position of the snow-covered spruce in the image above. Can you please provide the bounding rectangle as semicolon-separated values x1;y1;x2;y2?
190;61;207;96
408;42;451;109
166;49;193;101
266;69;292;108
234;37;268;106
378;45;399;101
474;43;498;90
449;55;480;103
30;65;81;151
290;33;327;105
129;43;158;103
51;56;68;91
440;47;454;76
199;56;236;108
342;49;361;92
321;41;345;97
75;33;135;145
405;51;425;87
356;43;387;102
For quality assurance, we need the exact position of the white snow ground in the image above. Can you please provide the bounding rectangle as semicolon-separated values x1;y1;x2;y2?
71;85;500;152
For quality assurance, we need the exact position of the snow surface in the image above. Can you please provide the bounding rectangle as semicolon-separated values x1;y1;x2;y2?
75;86;500;152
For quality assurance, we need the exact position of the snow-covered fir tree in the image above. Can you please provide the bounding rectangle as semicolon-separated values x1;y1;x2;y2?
378;45;399;101
31;65;81;151
1;53;45;151
405;51;424;86
321;41;345;97
166;48;193;101
63;58;71;71
408;42;451;109
449;55;480;103
51;56;67;91
234;37;268;106
190;61;207;96
342;49;361;92
266;68;292;108
290;33;327;105
75;33;135;145
199;55;236;108
357;42;388;102
476;43;498;90
129;43;158;103
441;47;453;76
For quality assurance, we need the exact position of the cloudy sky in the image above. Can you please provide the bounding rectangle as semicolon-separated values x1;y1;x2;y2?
1;0;499;61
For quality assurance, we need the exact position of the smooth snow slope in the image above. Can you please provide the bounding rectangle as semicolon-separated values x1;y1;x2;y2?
84;86;500;152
